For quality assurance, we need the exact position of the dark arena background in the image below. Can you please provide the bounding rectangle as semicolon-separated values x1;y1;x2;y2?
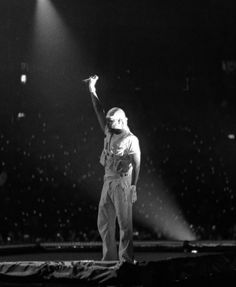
0;0;236;286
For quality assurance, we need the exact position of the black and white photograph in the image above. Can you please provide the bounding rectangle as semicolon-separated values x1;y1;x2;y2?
0;0;236;285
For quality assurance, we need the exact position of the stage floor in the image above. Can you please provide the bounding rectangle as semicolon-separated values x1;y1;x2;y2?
0;240;236;286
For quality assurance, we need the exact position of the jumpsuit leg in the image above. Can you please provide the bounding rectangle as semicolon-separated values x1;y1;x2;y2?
113;183;133;262
97;181;118;261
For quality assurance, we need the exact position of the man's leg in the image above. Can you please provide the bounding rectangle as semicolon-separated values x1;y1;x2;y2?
97;182;117;261
113;184;133;262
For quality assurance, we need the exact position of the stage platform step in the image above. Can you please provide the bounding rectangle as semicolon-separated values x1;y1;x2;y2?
1;240;236;253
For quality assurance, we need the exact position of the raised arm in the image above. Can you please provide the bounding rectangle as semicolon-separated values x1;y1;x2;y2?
86;75;106;133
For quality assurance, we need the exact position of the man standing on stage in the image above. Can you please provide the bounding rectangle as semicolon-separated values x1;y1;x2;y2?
85;75;141;263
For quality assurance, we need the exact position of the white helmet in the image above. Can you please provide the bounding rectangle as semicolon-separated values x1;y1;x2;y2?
106;107;127;121
106;107;128;130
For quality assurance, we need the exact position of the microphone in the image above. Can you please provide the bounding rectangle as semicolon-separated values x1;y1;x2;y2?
82;75;99;82
82;77;91;82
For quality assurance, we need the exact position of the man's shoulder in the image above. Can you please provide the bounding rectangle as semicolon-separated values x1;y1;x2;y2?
126;131;139;141
125;132;140;150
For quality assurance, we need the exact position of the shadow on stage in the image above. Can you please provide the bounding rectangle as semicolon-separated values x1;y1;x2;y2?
0;240;236;286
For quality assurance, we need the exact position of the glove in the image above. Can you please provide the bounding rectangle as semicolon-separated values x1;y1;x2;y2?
130;185;137;203
88;75;99;94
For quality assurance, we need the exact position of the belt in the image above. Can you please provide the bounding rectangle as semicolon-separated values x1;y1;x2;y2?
104;173;129;181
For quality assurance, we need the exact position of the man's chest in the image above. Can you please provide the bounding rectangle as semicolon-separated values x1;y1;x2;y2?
105;134;129;156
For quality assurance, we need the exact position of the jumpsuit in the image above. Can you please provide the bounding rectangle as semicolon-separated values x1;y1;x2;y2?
97;126;140;262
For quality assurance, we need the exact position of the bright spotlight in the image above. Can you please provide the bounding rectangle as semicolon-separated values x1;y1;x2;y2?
134;174;197;241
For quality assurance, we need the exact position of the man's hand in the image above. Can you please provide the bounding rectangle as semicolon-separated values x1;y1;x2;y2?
130;185;137;203
88;75;99;94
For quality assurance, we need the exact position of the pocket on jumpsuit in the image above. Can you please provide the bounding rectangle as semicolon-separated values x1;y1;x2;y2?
120;180;131;202
100;180;111;206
